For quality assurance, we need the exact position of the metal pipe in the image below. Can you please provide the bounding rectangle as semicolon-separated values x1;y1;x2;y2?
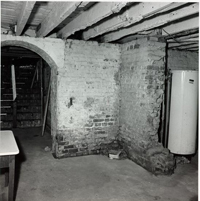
164;70;172;148
160;93;165;144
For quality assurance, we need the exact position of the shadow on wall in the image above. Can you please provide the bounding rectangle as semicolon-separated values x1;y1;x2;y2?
190;195;198;201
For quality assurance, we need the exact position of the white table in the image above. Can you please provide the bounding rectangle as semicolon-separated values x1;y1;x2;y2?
0;130;19;201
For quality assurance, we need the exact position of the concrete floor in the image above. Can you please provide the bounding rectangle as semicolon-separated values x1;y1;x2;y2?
0;127;198;201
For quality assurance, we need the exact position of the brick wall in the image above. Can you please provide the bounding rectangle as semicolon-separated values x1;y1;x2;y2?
119;37;174;175
1;35;176;174
168;50;198;70
55;39;121;158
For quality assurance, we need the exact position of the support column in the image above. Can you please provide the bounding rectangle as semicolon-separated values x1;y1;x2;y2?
119;37;175;175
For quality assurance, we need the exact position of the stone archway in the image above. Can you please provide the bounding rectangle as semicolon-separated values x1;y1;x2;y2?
1;36;64;156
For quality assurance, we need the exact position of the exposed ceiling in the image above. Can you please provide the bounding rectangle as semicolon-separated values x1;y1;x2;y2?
1;1;199;58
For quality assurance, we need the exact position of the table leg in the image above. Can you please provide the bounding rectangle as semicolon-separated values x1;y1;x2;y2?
8;156;15;201
5;171;9;187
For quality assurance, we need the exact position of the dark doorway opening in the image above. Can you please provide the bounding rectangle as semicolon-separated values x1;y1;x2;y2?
1;46;52;200
1;46;51;133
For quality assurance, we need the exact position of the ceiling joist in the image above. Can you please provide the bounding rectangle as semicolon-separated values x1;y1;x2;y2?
82;2;187;40
171;43;199;50
1;2;199;53
162;16;199;36
167;33;199;42
36;2;94;37
168;41;198;48
164;28;198;40
57;2;131;39
100;3;199;42
16;1;36;36
168;38;199;43
181;47;199;51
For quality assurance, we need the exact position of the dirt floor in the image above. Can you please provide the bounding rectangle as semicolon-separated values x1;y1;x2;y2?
0;127;198;201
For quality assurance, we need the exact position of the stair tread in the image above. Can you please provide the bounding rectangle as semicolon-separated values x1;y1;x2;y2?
1;111;40;114
17;111;41;113
1;66;42;128
1;119;41;122
0;100;13;101
1;106;12;108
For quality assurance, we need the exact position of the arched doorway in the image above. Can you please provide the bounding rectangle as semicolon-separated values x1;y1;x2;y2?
1;40;59;155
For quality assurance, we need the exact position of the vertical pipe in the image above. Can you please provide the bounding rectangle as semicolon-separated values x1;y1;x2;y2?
163;42;169;148
164;71;172;148
160;93;165;144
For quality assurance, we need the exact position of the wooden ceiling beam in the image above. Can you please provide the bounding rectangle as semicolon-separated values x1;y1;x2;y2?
100;3;199;43
170;43;199;50
117;29;163;43
168;41;198;48
77;2;95;10
164;28;198;40
36;2;88;37
83;2;186;40
57;2;130;39
168;38;199;43
16;1;36;36
162;16;199;36
181;47;199;51
167;33;199;42
117;34;151;44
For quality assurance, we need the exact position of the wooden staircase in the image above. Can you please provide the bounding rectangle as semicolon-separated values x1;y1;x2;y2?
1;64;43;129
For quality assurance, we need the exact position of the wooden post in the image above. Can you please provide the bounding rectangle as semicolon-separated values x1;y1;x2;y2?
41;74;51;136
31;62;38;89
40;59;44;124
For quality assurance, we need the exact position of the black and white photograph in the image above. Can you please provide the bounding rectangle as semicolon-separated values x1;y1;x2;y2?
0;1;199;201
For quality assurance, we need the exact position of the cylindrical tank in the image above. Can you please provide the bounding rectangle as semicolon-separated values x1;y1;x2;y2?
168;70;198;155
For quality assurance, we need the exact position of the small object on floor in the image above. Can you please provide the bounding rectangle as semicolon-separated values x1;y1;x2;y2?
44;146;51;152
154;195;161;200
109;150;122;160
34;135;39;137
176;156;191;164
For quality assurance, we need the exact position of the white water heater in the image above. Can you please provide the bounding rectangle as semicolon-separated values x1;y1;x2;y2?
168;70;198;155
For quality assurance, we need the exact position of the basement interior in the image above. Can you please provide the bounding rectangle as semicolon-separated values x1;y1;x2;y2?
0;1;199;201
